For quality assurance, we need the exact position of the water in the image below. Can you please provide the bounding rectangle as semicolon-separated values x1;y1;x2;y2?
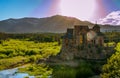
0;68;51;78
0;68;34;78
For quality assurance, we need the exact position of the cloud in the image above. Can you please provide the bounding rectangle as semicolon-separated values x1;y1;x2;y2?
99;11;120;25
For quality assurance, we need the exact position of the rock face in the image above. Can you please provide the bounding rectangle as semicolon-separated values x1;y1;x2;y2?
59;24;115;60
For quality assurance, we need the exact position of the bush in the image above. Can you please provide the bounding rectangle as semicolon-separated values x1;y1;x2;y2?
19;64;53;77
76;62;94;78
76;67;94;78
53;66;76;78
101;43;120;78
52;62;94;78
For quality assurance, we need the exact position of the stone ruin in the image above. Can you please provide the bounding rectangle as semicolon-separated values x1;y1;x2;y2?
59;24;115;60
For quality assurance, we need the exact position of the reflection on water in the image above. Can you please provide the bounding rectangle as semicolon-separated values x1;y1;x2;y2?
0;68;34;78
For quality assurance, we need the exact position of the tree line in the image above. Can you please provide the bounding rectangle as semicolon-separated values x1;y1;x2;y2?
0;32;64;42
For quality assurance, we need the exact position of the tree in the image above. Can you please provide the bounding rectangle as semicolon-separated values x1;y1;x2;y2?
101;43;120;78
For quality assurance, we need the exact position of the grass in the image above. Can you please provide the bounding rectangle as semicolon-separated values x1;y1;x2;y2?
0;39;61;70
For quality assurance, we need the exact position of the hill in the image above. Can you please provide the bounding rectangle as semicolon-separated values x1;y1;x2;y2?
0;15;120;33
0;15;93;33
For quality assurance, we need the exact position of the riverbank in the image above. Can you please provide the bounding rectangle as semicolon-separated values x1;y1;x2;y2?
0;64;52;78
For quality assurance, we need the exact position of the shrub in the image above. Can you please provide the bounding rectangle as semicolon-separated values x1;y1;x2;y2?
76;67;94;78
101;43;120;78
76;62;94;78
53;66;76;78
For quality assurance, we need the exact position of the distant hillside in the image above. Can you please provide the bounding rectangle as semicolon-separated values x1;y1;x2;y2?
0;15;120;33
0;15;93;33
100;25;120;32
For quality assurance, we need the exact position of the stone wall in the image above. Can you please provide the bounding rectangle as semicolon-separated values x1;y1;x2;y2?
60;25;114;60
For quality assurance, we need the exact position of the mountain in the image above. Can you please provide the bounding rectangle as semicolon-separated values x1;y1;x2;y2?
0;15;120;33
0;15;93;33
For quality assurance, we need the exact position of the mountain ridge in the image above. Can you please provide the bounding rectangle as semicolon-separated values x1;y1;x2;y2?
0;15;120;33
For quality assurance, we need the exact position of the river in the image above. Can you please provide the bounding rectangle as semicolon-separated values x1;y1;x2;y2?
0;67;51;78
0;67;33;78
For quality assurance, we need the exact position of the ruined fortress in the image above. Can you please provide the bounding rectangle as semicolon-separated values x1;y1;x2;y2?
60;24;114;60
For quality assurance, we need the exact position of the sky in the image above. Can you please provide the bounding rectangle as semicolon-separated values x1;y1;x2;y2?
0;0;120;23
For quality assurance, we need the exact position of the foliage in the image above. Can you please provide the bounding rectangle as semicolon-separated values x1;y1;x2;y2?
104;32;120;43
76;62;94;78
104;42;116;47
52;66;76;78
52;61;94;78
19;64;52;78
0;39;61;70
0;56;28;70
0;39;61;59
0;33;62;77
101;42;120;78
0;32;63;43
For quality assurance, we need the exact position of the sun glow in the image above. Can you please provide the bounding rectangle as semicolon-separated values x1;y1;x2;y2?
60;0;96;21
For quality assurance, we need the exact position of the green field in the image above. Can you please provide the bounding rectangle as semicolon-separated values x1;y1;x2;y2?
0;39;61;70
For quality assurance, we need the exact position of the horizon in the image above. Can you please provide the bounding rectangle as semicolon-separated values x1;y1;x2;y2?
0;14;95;23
